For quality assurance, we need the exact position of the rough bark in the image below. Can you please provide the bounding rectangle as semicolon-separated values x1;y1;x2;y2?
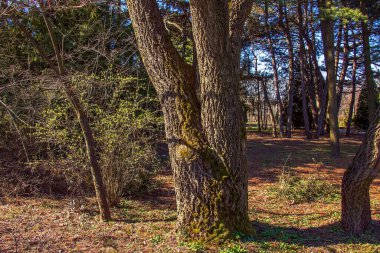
341;107;380;234
319;0;340;156
127;0;254;240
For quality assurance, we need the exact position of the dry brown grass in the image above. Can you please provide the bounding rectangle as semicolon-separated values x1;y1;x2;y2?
0;131;379;252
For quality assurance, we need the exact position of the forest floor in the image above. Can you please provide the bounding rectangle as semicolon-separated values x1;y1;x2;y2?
1;131;380;253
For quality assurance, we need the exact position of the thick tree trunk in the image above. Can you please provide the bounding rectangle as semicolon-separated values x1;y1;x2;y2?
361;0;377;121
341;107;380;234
127;0;253;240
320;0;340;156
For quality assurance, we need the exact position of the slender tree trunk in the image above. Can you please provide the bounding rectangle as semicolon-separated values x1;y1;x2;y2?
10;7;111;221
279;1;295;138
42;11;111;220
257;82;262;132
302;24;327;137
346;32;357;137
346;32;357;136
361;0;377;121
262;79;277;137
264;0;284;137
298;0;312;139
320;0;340;156
334;22;343;77
341;106;380;234
337;24;349;110
307;47;319;129
127;0;254;239
63;82;111;220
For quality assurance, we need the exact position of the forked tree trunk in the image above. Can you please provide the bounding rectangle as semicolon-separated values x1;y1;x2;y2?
10;8;111;221
301;19;327;137
127;0;254;240
341;106;380;234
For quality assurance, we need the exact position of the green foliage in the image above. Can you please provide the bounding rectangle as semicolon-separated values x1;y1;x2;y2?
268;171;339;204
34;73;165;203
150;235;163;245
353;87;379;130
320;7;367;23
186;242;205;252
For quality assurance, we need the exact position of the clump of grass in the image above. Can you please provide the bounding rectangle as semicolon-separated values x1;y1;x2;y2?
268;170;339;204
219;243;247;253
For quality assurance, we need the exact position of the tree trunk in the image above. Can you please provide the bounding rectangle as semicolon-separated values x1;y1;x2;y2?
361;0;377;121
337;24;349;110
264;0;284;137
320;0;340;156
11;7;111;221
64;82;111;221
307;45;319;129
341;107;380;234
298;0;312;139
346;31;357;137
257;81;262;132
279;1;295;138
127;0;253;240
301;21;327;137
262;79;277;137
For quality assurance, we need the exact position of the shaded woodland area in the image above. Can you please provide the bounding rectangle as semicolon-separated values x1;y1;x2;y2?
0;0;380;252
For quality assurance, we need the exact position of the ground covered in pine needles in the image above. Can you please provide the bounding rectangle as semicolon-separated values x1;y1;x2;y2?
1;131;379;252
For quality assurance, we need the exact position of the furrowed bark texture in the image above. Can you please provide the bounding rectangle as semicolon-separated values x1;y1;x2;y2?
341;107;380;235
127;0;253;240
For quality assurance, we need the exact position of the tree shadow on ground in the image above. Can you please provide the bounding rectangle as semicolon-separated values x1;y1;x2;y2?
247;220;380;247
